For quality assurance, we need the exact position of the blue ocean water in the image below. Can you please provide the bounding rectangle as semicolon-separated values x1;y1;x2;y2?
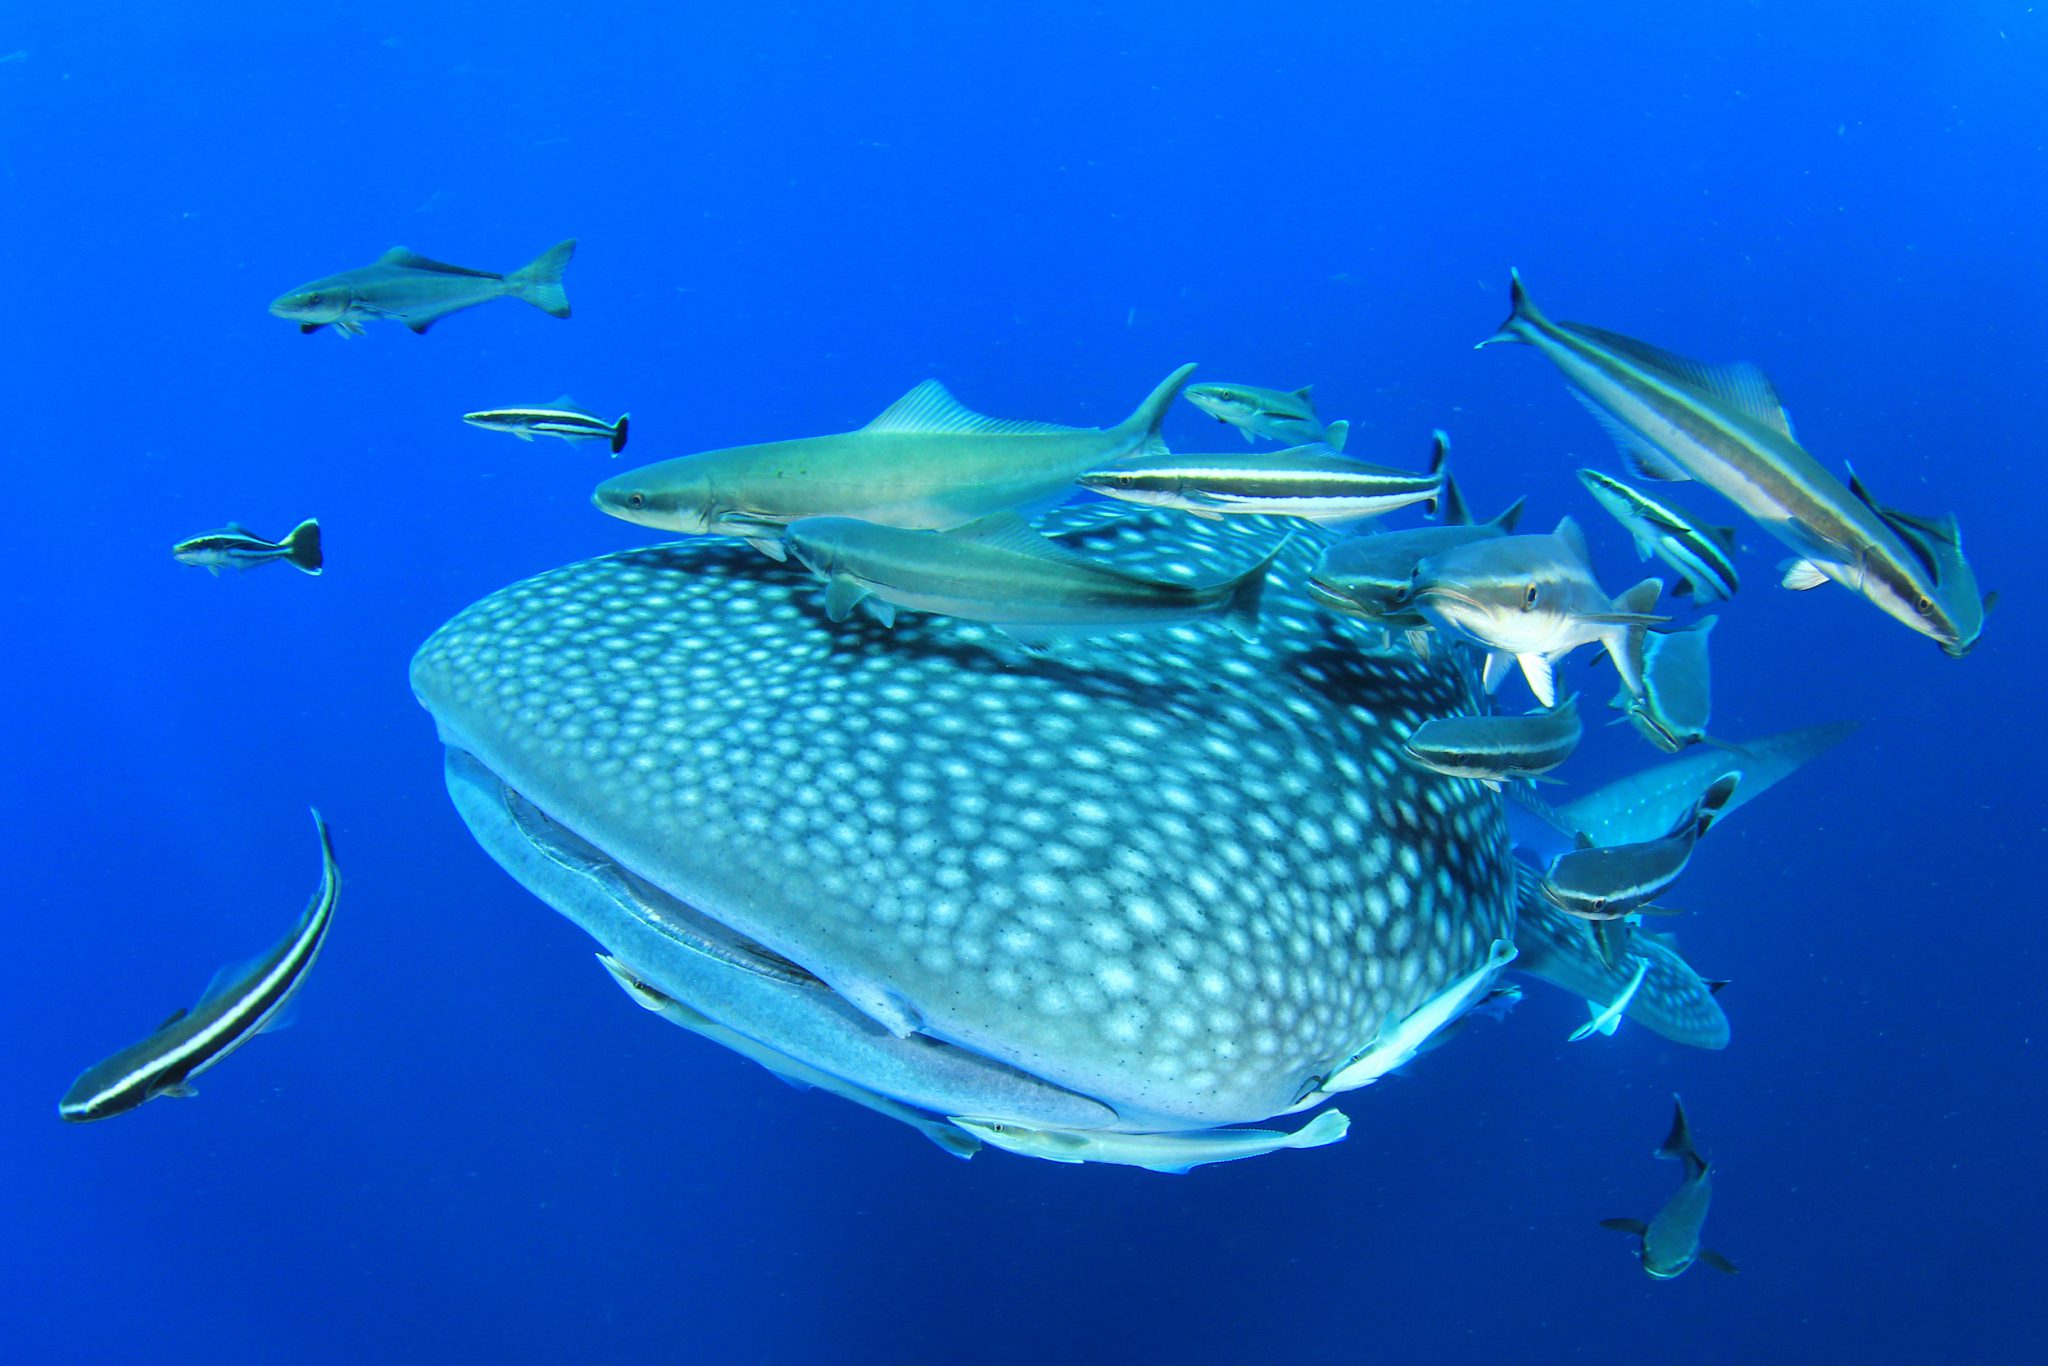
4;2;2042;1360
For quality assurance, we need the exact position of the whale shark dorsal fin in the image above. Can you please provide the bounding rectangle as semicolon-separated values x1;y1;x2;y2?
863;380;1078;437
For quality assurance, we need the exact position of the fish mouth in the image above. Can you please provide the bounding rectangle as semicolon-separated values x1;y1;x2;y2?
1305;576;1373;616
1409;583;1492;616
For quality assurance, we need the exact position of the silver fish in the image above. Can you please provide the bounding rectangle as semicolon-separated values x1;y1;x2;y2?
270;240;574;336
173;519;322;576
1079;435;1443;526
1577;468;1739;602
1484;271;1986;656
409;508;1730;1156
1602;1096;1737;1277
951;1108;1349;1174
464;396;629;455
60;811;340;1121
591;366;1195;559
1183;381;1349;449
1305;467;1527;627
1404;516;1666;706
1613;616;1717;753
780;512;1282;642
1540;773;1740;920
1402;694;1582;790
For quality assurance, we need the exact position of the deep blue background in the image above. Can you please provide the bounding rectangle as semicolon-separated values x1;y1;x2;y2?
4;3;2043;1362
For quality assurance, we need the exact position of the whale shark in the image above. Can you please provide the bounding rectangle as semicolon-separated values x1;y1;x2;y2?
410;506;1743;1159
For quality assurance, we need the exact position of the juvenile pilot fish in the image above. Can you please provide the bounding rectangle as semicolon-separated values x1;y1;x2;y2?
173;519;322;577
60;811;340;1121
464;397;629;454
1578;468;1739;602
1079;430;1444;525
592;365;1196;559
782;512;1282;642
1405;517;1666;706
1602;1096;1737;1278
1402;694;1582;790
1306;466;1527;627
1540;772;1739;920
950;1109;1349;1174
1614;617;1717;753
1183;381;1349;449
1484;271;1987;656
270;239;575;336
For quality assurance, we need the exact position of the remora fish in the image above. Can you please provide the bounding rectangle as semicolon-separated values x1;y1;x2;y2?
1568;955;1648;1042
1613;616;1717;753
1078;434;1443;525
596;953;981;1159
1540;772;1740;920
781;512;1283;642
173;519;322;577
1184;381;1349;449
409;508;1729;1155
464;396;629;455
1483;272;1987;656
1577;468;1739;602
1402;694;1582;790
1306;464;1528;627
1404;516;1667;706
591;365;1197;559
59;811;340;1121
1602;1096;1737;1277
269;239;575;336
950;1109;1350;1174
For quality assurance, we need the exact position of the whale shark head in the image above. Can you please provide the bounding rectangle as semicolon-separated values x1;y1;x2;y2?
410;508;1530;1135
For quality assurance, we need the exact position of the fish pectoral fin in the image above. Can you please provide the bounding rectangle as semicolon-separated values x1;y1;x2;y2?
160;1083;198;1100
1517;653;1557;706
859;597;897;628
336;319;365;337
1697;1248;1739;1274
822;575;868;623
744;537;789;562
1778;558;1831;591
298;322;323;334
1481;649;1517;693
1600;1218;1648;1236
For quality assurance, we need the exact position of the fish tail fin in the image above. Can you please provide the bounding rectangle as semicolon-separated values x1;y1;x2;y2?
1477;267;1545;348
507;238;576;318
1439;469;1471;526
610;413;630;455
1115;363;1198;458
1287;1108;1351;1149
1323;418;1350;452
1221;537;1288;641
282;518;323;575
1658;1095;1708;1177
1424;428;1450;517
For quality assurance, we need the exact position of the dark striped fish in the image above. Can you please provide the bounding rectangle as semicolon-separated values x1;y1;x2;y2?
464;396;630;455
59;811;340;1122
1578;468;1739;602
172;519;322;576
1079;433;1445;525
1403;694;1583;790
1539;773;1738;920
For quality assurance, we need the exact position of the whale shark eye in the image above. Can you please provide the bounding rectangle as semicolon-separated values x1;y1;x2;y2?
1522;583;1540;610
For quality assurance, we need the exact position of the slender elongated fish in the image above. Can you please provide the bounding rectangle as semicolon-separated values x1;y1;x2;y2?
59;811;340;1121
782;512;1282;642
1578;468;1739;602
1403;694;1582;790
950;1109;1349;1174
1483;271;1987;655
1184;381;1349;449
592;365;1195;559
464;396;629;454
1403;517;1666;706
173;519;322;577
1540;773;1740;919
1613;617;1717;753
596;954;981;1158
1306;465;1527;627
1602;1096;1737;1277
1568;955;1648;1041
270;239;575;336
1079;430;1444;525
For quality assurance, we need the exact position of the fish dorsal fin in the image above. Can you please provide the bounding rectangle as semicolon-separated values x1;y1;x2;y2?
224;521;251;536
544;393;590;414
156;1006;189;1030
863;381;1078;437
375;246;499;278
941;512;1102;566
1566;323;1795;437
1553;515;1591;566
1844;466;1949;579
1292;385;1315;404
197;956;261;1009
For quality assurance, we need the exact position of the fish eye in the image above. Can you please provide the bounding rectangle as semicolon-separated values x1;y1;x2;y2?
628;493;646;509
1522;583;1540;610
1914;595;1934;617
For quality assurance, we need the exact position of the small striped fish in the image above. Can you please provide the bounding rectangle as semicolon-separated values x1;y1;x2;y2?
172;519;322;576
59;811;341;1122
1402;694;1583;790
1578;468;1739;602
464;397;629;454
1539;774;1738;920
1080;431;1445;525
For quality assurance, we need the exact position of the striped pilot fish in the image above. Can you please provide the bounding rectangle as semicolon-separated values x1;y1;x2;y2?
1078;430;1446;526
1483;271;1987;656
173;519;323;577
1577;468;1739;602
60;811;340;1121
270;240;574;336
1183;381;1350;450
464;396;629;455
1402;694;1583;790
